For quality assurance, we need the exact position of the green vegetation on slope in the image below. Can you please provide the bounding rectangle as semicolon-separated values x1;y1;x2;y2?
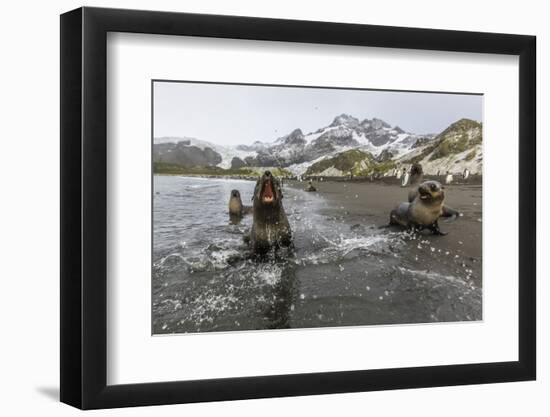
305;150;375;176
429;119;482;161
464;149;477;161
305;149;397;176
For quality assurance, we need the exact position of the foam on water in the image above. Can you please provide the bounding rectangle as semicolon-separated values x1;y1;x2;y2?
152;176;481;333
397;267;475;289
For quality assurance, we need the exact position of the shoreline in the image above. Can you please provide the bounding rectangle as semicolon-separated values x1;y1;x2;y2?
154;172;482;186
153;175;483;332
286;179;483;289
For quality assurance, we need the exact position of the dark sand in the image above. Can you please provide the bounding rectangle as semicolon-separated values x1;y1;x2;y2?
153;175;482;333
288;179;482;289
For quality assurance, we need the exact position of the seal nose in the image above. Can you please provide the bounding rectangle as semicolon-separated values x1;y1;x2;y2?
265;170;271;177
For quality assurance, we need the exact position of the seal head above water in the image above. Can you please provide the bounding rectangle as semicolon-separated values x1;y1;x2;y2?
249;171;292;254
228;189;252;222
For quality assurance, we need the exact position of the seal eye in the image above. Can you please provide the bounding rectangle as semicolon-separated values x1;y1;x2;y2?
430;183;437;191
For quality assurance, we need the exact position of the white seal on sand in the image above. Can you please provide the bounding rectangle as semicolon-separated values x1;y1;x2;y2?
445;173;453;184
463;169;470;180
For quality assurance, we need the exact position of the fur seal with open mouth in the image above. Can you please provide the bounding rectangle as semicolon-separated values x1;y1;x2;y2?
249;171;292;254
228;189;252;219
390;180;460;235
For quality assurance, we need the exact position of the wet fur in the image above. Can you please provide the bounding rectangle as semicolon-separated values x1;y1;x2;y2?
305;182;317;192
390;181;460;235
249;172;292;254
228;190;252;218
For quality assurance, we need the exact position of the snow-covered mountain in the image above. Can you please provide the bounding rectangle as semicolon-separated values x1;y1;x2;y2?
153;137;256;169
153;114;436;173
304;118;483;177
396;118;483;175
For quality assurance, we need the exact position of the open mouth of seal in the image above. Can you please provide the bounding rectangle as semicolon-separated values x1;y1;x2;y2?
418;188;431;200
261;179;275;204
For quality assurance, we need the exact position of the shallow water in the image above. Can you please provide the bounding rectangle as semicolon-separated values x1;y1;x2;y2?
153;175;481;334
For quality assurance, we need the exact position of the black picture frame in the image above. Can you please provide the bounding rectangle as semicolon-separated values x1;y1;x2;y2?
60;6;536;410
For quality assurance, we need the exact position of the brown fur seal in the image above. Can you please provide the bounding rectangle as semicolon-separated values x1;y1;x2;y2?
390;180;460;235
409;163;424;186
228;189;252;219
249;171;292;254
305;180;317;192
404;163;424;196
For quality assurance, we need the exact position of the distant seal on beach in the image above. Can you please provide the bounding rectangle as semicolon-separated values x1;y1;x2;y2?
228;189;252;221
409;163;424;186
390;180;460;235
305;180;317;192
445;172;453;184
248;171;292;254
405;163;425;199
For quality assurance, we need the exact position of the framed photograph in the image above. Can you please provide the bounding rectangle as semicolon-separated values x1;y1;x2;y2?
60;6;536;409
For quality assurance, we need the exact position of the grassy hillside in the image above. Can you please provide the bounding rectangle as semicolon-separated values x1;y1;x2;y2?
428;119;482;161
398;118;483;175
305;150;373;175
305;149;397;177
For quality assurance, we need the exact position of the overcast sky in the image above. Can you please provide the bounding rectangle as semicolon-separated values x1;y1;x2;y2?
153;81;482;146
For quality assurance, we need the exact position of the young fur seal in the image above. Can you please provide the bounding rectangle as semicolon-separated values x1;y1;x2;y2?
228;189;252;219
390;180;460;235
409;163;424;186
305;180;317;192
249;171;292;254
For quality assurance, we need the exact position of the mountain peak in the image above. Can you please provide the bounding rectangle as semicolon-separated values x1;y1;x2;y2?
439;118;482;138
453;118;481;128
289;128;304;136
359;117;391;130
330;114;360;128
273;128;305;146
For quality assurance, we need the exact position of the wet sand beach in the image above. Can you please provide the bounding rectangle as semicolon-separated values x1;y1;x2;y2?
153;175;482;334
287;179;482;289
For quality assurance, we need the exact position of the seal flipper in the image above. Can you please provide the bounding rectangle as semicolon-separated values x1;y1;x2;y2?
389;202;410;227
429;221;448;236
407;189;418;203
440;205;460;222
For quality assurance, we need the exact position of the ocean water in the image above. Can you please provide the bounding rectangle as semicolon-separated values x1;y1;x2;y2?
152;175;481;334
